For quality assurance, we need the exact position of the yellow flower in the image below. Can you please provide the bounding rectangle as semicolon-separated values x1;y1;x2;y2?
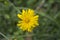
17;9;39;32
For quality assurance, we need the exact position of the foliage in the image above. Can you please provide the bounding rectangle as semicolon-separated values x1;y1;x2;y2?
0;0;60;40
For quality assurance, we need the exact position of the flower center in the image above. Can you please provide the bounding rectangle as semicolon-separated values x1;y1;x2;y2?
25;19;30;23
24;17;30;23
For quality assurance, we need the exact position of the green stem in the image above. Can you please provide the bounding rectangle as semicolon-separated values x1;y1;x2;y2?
7;0;21;13
25;32;32;40
0;32;9;40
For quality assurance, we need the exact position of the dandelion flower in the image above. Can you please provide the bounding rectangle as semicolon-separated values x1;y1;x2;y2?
17;9;39;32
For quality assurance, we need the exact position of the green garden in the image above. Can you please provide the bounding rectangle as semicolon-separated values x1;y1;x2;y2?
0;0;60;40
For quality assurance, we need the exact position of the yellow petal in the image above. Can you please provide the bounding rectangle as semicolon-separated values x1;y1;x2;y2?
22;10;26;15
17;14;22;19
34;15;39;19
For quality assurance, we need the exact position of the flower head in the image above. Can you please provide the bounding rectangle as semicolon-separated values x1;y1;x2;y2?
17;9;39;32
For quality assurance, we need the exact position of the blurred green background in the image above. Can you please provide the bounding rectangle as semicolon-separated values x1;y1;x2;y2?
0;0;60;40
